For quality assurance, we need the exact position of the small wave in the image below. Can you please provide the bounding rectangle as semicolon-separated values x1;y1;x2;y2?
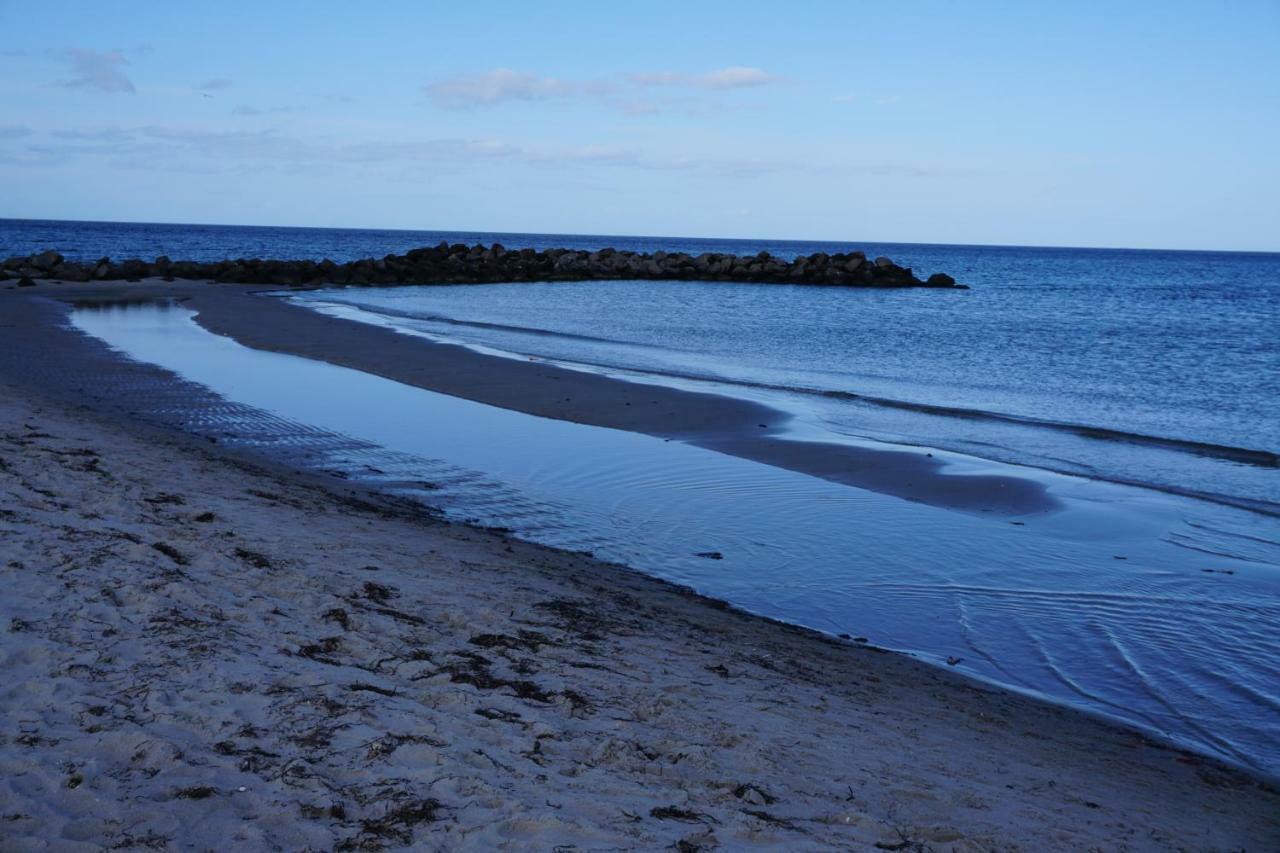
815;390;1279;469
299;296;661;350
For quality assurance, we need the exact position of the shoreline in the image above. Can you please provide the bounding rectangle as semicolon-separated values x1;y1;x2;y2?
1;360;1277;848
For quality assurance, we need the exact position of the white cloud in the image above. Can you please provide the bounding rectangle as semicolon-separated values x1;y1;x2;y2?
632;66;778;90
232;105;292;117
424;69;576;109
424;66;779;112
57;48;135;94
0;125;32;140
10;122;966;181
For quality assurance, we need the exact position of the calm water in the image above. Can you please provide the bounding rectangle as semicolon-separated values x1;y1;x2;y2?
5;218;1276;511
69;302;1280;775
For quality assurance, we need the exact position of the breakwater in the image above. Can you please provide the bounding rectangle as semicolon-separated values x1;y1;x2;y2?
3;244;964;288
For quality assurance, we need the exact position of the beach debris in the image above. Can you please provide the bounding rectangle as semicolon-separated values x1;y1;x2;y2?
742;808;801;831
355;797;443;847
193;511;216;522
296;636;344;665
234;547;276;570
947;656;963;666
322;607;352;630
650;805;718;824
346;682;397;698
362;580;398;603
468;631;549;652
474;707;524;725
733;783;777;806
151;541;189;565
173;786;216;800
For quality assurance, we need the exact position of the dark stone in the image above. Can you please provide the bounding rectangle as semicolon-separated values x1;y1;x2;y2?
31;249;63;271
926;272;956;287
17;276;36;287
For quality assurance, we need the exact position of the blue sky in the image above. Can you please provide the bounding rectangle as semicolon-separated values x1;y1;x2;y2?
1;1;1276;250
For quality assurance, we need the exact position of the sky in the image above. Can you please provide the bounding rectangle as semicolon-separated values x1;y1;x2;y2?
1;1;1277;251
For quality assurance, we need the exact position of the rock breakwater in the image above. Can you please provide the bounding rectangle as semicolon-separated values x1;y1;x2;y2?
2;244;964;288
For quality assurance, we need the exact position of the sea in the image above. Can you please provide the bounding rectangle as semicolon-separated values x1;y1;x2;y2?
6;218;1280;773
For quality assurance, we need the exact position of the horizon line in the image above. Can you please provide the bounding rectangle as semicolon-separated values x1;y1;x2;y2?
2;215;1277;257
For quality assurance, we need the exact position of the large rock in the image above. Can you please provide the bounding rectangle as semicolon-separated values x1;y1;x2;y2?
31;250;63;271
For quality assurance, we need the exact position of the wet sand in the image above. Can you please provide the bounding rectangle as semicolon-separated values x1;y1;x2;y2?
1;367;1278;850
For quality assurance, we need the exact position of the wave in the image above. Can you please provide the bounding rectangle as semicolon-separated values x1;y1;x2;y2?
299;297;665;350
814;391;1280;469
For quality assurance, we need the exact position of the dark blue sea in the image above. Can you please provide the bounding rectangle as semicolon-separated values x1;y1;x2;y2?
4;218;1277;511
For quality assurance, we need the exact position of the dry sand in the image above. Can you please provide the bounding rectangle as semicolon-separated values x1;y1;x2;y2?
2;371;1278;850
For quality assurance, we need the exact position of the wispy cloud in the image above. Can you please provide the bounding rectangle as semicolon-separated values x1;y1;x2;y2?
424;69;577;109
631;66;777;90
232;105;292;117
56;48;136;94
424;66;780;112
200;78;232;91
8;123;968;181
0;125;32;140
833;92;903;106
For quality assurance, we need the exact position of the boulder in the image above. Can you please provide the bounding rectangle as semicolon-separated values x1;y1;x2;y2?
31;249;63;271
926;273;957;287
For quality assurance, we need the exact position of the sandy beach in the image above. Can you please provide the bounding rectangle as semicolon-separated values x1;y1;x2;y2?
2;281;1278;849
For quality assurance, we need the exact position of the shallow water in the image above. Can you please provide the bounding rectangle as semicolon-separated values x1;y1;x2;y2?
70;301;1280;775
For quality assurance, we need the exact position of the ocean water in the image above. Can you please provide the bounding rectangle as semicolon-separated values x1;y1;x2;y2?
5;218;1276;509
